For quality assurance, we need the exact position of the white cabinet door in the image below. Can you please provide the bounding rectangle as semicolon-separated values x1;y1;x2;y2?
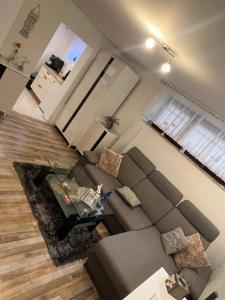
63;59;124;144
39;80;60;119
0;68;27;113
55;51;112;130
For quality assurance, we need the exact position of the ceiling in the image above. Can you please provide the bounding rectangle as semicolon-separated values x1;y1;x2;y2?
73;0;225;117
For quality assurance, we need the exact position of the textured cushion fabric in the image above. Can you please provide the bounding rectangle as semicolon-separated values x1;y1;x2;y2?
149;170;183;206
94;227;177;298
117;154;146;188
133;179;173;224
178;200;220;243
127;147;156;175
174;233;210;269
97;148;123;177
84;164;122;193
83;150;100;164
108;191;152;231
116;186;141;207
179;267;212;300
155;208;209;249
161;227;189;255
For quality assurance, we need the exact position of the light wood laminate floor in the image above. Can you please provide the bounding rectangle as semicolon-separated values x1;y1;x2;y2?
0;112;102;300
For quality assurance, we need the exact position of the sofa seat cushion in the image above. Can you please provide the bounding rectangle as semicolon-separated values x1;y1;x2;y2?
84;164;122;192
117;154;146;188
107;191;152;231
155;208;209;249
94;227;177;298
133;179;173;224
179;267;212;300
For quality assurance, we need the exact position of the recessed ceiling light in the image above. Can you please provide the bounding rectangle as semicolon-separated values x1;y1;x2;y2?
145;37;156;49
161;62;171;73
149;25;162;39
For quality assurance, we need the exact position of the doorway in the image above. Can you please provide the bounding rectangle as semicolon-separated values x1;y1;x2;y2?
13;22;88;122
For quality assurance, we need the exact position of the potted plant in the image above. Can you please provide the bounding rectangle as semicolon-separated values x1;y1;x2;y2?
104;116;120;130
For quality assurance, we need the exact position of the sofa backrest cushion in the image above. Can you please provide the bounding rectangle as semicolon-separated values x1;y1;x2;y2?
117;154;146;188
155;207;209;249
178;200;220;244
127;147;156;175
133;178;173;224
148;170;183;206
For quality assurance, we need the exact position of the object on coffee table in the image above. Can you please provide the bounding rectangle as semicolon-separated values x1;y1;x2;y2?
63;195;72;205
166;273;190;300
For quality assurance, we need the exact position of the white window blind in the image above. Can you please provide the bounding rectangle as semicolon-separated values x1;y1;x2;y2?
144;88;225;184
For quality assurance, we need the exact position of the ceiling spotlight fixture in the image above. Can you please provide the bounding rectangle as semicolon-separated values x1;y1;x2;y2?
161;62;171;74
145;37;156;49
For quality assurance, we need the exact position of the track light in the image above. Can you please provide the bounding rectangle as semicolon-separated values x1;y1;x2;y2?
161;62;171;74
145;37;156;49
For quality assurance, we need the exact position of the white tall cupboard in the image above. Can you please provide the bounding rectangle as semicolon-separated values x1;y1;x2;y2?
55;51;139;147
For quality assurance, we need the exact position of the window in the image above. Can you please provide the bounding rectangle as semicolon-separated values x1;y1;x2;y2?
144;87;225;186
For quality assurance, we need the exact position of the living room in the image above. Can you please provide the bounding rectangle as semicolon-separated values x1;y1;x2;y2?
0;0;224;300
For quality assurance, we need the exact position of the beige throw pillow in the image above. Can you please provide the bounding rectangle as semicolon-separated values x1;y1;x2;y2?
116;186;141;207
174;233;210;269
97;148;123;177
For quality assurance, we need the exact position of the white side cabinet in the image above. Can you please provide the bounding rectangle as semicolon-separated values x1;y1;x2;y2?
76;120;119;154
124;268;187;300
31;65;61;103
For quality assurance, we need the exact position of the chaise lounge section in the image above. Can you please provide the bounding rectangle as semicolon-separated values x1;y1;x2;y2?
73;147;220;300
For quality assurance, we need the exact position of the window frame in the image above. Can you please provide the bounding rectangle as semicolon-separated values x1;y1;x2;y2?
144;87;225;188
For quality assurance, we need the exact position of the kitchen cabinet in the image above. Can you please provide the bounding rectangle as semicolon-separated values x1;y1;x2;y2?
31;65;62;103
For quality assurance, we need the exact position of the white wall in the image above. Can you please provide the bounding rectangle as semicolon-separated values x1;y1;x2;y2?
0;0;24;48
0;0;124;122
114;72;225;266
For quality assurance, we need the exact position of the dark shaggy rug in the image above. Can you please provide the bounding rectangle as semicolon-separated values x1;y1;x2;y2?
13;162;101;266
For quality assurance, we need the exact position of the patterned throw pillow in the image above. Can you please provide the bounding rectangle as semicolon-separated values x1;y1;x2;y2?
97;148;123;177
116;186;141;207
174;233;210;269
161;227;189;255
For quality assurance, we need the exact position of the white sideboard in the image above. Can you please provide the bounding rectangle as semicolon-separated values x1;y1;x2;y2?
76;119;119;154
124;268;187;300
31;65;62;103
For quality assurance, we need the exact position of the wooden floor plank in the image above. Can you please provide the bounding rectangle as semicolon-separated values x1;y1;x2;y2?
0;112;101;300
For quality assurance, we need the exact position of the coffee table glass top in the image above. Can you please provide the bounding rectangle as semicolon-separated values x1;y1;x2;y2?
44;156;98;219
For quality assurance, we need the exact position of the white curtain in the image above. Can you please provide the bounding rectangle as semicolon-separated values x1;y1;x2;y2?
144;88;225;181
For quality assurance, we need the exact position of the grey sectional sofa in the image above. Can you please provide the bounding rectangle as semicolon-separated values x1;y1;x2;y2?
73;147;220;300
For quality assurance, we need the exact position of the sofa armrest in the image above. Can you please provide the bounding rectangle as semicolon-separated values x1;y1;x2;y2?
83;151;100;165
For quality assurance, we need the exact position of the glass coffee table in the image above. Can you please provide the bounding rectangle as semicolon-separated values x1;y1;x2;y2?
33;156;104;240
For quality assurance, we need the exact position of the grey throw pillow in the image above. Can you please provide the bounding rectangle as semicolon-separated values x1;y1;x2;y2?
116;186;141;207
161;227;189;255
